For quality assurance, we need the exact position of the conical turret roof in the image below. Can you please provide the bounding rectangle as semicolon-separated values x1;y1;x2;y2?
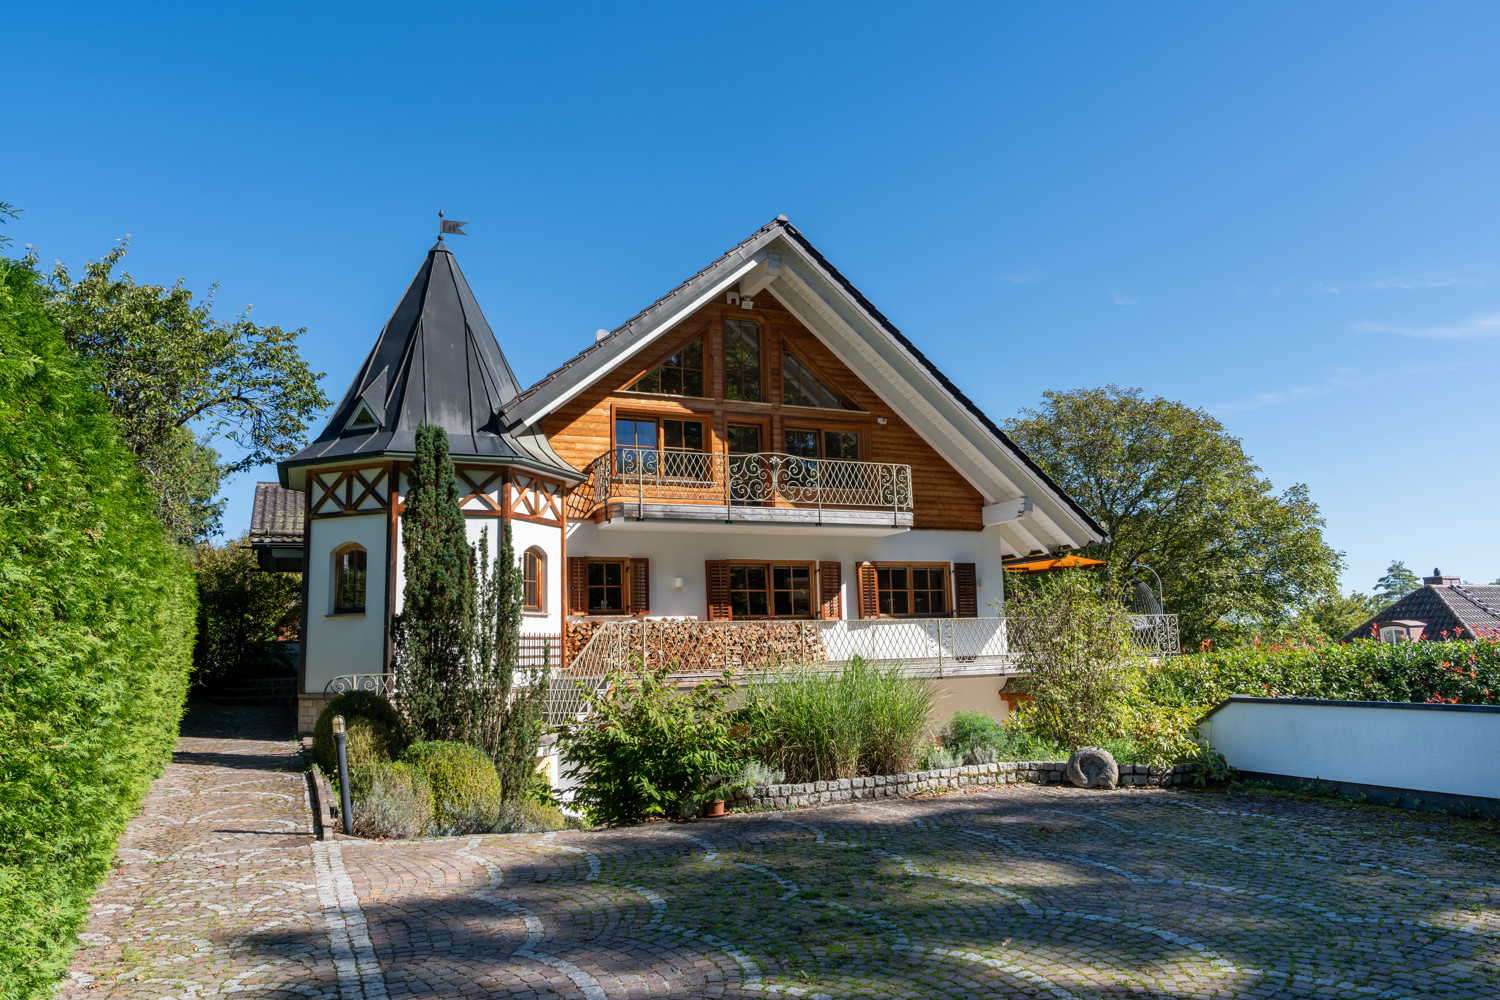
281;241;580;486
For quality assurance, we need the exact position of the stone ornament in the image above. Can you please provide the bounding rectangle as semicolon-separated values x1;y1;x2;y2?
1067;747;1119;790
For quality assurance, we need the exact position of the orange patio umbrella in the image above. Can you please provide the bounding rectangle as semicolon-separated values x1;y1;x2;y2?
1002;553;1107;574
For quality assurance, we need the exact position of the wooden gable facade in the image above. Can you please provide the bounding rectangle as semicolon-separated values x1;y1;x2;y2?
541;294;985;532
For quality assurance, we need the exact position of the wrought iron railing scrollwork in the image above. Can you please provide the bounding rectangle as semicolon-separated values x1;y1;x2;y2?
589;447;913;520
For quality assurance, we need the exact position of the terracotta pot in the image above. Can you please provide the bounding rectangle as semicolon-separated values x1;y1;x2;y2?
702;799;726;818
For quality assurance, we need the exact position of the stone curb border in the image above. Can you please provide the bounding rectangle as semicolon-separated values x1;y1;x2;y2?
730;760;1198;810
300;735;356;841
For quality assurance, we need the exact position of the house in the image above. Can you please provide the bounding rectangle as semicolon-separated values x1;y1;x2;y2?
1344;569;1500;643
263;216;1112;733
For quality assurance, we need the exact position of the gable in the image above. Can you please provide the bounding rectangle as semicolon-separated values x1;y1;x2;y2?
508;218;1106;553
541;296;985;531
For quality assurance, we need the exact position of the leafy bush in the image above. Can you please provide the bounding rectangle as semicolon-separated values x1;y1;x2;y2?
313;691;409;775
493;799;580;833
740;659;934;783
1142;634;1500;709
188;533;300;688
941;711;1005;757
1004;570;1144;747
0;258;197;998
401;741;504;834
557;662;745;825
349;761;434;839
916;744;962;770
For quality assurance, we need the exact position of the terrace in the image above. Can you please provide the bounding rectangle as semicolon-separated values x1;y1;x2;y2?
325;613;1181;723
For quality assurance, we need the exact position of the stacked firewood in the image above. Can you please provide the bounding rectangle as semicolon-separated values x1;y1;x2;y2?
563;619;829;675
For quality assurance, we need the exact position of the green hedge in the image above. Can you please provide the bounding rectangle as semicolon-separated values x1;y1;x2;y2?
0;259;197;998
1143;634;1500;711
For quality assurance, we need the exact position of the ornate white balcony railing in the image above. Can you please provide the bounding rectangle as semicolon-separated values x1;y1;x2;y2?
324;614;1177;725
580;448;913;522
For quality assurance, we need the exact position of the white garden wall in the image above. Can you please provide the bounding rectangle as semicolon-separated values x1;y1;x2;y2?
1198;696;1500;804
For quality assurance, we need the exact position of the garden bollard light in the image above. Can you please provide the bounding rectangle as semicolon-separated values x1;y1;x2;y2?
333;715;352;835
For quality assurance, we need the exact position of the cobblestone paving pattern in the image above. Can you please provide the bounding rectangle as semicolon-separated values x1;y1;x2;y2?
59;703;329;999
60;712;1500;999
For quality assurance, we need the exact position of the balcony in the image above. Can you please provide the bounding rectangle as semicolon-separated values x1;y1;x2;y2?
573;447;914;529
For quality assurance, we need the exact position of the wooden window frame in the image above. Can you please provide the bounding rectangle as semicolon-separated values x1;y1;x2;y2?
331;544;368;615
582;557;629;615
523;546;546;613
726;559;817;620
780;347;852;411
723;317;764;403
574;557;651;616
871;561;952;618
623;333;707;399
612;410;713;481
782;423;865;461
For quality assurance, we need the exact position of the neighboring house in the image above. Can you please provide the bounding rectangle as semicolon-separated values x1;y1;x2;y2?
1344;569;1500;643
260;217;1109;733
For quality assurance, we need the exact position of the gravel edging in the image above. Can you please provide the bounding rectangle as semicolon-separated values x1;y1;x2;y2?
731;759;1198;810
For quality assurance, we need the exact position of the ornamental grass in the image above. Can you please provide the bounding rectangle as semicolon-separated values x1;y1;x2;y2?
741;657;934;784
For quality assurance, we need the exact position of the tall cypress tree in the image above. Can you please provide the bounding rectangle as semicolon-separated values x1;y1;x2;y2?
468;521;547;801
391;423;473;742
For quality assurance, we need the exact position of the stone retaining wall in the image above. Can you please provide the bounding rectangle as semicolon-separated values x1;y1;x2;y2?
731;760;1197;810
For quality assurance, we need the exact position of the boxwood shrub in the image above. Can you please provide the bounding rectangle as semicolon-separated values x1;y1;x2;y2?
313;690;409;775
400;741;503;834
0;259;197;998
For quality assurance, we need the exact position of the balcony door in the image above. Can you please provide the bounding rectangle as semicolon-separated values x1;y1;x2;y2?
726;421;768;505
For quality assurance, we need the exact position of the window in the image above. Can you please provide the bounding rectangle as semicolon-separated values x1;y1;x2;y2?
730;562;813;618
333;545;367;614
724;319;762;402
782;351;850;409
876;564;948;616
1379;626;1406;644
783;428;861;461
587;560;625;613
614;415;707;477
524;547;546;613
628;337;705;397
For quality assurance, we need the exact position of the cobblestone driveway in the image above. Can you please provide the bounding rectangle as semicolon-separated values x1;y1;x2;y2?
62;715;1500;999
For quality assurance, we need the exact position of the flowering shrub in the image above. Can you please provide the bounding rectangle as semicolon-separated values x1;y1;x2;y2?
1142;632;1500;710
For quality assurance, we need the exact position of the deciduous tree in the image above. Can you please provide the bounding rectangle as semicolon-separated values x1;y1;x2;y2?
34;241;328;542
1004;385;1342;647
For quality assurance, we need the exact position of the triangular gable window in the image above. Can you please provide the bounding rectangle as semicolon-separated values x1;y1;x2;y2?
782;351;853;410
346;404;379;432
625;335;705;397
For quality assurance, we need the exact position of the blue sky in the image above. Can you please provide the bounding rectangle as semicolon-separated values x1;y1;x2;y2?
7;3;1498;594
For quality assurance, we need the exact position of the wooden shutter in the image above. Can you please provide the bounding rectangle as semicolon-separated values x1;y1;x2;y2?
630;558;650;615
567;557;587;616
856;561;879;619
818;561;842;620
954;562;978;618
705;560;731;620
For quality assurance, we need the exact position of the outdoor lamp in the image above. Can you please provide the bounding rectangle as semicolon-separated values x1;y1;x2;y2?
332;714;352;835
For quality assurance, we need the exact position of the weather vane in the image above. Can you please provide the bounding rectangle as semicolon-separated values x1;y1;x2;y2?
438;209;468;241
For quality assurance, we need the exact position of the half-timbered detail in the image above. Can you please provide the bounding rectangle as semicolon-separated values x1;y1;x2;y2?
270;216;1123;733
509;473;565;524
308;465;391;516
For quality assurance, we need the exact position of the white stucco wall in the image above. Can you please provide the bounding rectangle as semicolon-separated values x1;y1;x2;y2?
564;521;1008;619
303;513;389;694
390;515;564;636
1199;698;1500;801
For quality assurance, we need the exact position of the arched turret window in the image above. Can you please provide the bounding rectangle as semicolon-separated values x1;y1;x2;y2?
524;546;546;613
333;544;367;614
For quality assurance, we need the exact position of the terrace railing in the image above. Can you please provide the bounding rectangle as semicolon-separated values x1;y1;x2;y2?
581;448;914;522
323;615;1178;725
